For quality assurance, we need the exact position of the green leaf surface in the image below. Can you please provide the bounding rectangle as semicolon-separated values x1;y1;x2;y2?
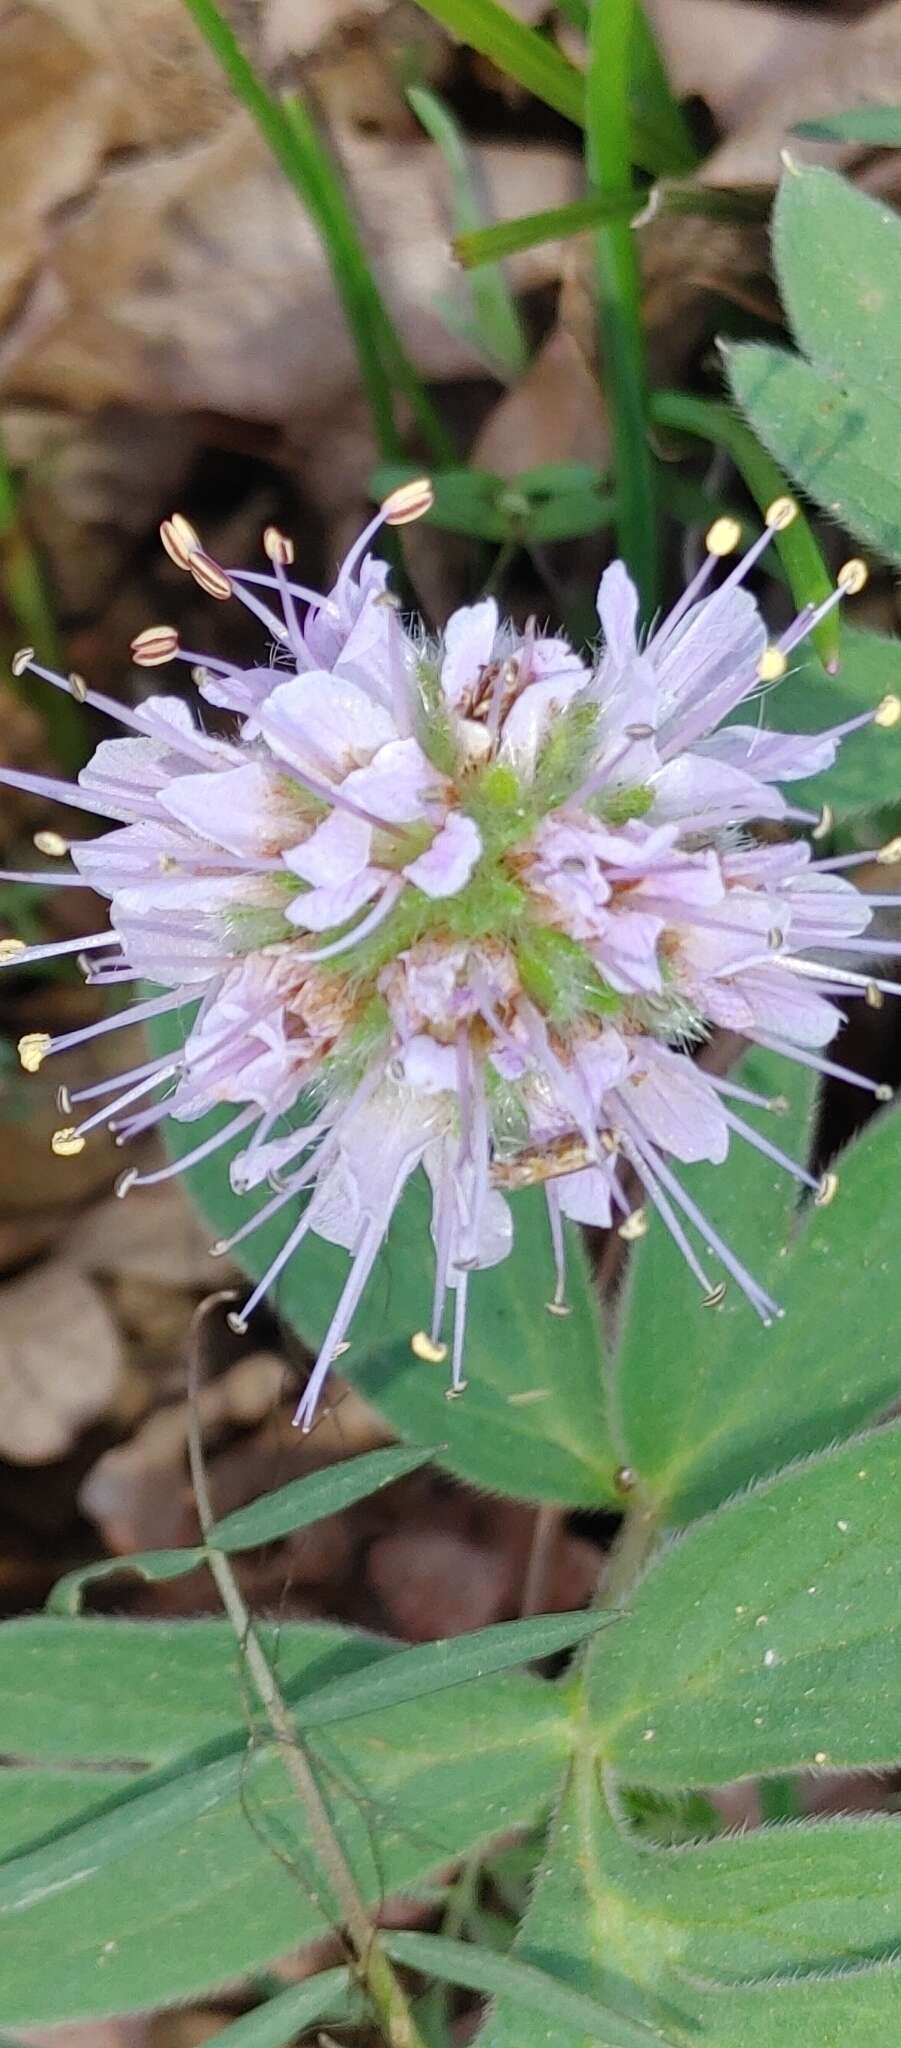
774;168;901;400
207;1444;435;1552
180;1970;356;2048
47;1548;207;1615
0;1619;570;2024
370;461;615;543
696;1965;901;2048
795;107;901;145
727;341;901;566
479;1750;901;2048
290;1610;613;1728
384;1928;670;2047
593;1424;901;1783
616;1073;901;1522
769;625;901;816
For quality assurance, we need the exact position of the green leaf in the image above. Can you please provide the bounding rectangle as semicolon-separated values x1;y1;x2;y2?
407;84;527;380
170;1971;357;2048
207;1444;435;1552
795;107;901;145
370;462;615;544
383;1929;669;2047
774;168;901;401
767;625;901;817
697;1965;901;2048
0;1618;570;2024
479;1749;901;2048
290;1610;615;1729
728;340;901;567
593;1424;901;1783
147;997;618;1507
616;1074;901;1523
454;182;770;269
729;171;901;566
411;0;689;175
650;387;839;666
46;1548;207;1615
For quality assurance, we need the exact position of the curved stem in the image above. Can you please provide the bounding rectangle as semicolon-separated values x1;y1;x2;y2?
186;1294;427;2048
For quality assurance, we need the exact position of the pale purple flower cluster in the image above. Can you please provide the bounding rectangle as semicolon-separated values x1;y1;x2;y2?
2;484;899;1427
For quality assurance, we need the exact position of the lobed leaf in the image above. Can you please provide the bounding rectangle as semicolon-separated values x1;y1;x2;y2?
592;1424;901;1784
0;1618;570;2025
616;1071;901;1523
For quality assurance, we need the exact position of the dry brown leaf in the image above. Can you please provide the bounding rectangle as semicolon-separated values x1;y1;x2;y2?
696;0;901;185
1;101;578;416
64;1179;227;1290
647;0;837;136
80;1352;285;1551
0;1258;123;1463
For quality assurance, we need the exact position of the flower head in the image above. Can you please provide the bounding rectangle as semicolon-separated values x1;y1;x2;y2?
3;488;898;1427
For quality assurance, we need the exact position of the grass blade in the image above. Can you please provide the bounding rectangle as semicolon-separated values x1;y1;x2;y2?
586;0;657;607
291;1609;614;1731
208;1444;435;1553
0;433;82;773
381;1931;674;2047
47;1549;206;1615
180;0;451;462
454;181;771;269
412;0;585;125
201;1969;356;2047
407;84;527;379
649;387;837;667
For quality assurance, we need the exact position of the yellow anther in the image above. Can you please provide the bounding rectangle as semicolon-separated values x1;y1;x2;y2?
67;672;88;703
131;625;180;667
18;1031;51;1072
812;802;833;841
765;496;797;532
0;938;26;961
618;1207;648;1242
544;1299;573;1317
188;551;233;601
703;1282;727;1309
33;830;69;858
875;1083;894;1103
56;1084;72;1114
11;646;35;677
160;513;202;571
51;1128;86;1157
706;516;742;558
814;1169;839;1208
263;525;295;566
383;477;434;527
874;694;901;729
758;645;787;683
226;1309;248;1335
877;835;901;864
865;980;884;1009
769;1095;790;1115
837;557;868;596
411;1329;448;1363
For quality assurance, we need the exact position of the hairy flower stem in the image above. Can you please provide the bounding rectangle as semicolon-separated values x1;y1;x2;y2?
596;1490;661;1611
186;1295;428;2048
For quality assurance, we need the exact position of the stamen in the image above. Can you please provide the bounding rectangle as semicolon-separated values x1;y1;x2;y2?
411;1330;448;1363
33;831;69;858
50;1128;86;1158
0;931;116;971
447;1270;470;1397
160;513;202;570
131;626;180;667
